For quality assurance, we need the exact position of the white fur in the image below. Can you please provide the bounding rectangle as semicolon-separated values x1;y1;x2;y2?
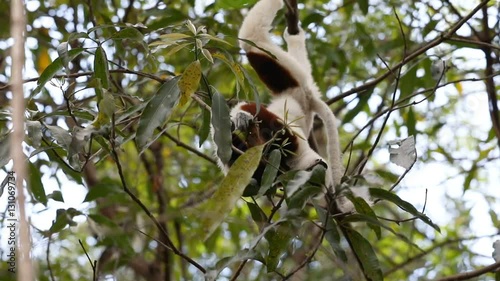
238;0;344;188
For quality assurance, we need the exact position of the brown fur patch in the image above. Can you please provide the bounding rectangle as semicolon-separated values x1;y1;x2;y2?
232;103;299;185
247;52;299;93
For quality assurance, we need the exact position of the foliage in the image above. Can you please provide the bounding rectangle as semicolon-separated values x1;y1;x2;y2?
0;0;499;280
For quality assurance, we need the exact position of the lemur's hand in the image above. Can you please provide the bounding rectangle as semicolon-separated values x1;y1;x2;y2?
306;158;328;171
232;112;254;132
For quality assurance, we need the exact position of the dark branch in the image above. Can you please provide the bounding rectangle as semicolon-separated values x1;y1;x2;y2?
284;0;300;35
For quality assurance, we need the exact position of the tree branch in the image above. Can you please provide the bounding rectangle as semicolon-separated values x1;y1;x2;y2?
436;261;500;281
327;0;492;105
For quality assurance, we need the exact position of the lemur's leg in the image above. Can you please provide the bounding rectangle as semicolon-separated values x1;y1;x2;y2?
284;28;313;80
238;0;310;94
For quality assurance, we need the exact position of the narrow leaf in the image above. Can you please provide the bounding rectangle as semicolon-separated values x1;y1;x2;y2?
94;46;110;89
83;182;123;202
136;77;180;151
34;48;85;94
198;145;264;241
198;106;211;147
287;185;322;210
211;92;232;165
357;0;369;14
344;229;383;281
29;162;47;206
266;222;292;272
348;195;381;239
0;134;10;168
110;27;144;41
370;188;441;232
206;249;263;281
165;42;191;56
48;190;64;202
201;48;214;64
45;124;72;149
56;42;70;75
258;149;281;196
178;60;201;106
26;120;42;148
198;33;232;45
246;202;267;229
158;33;192;40
314;203;347;261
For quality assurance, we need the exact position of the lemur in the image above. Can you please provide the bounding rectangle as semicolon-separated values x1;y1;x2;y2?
216;0;343;193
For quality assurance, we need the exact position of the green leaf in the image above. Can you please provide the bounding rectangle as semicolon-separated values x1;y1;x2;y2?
49;208;82;234
246;201;267;229
343;92;371;124
198;145;263;241
348;195;381;239
198;33;232;46
405;107;417;136
83;182;123;202
344;229;383;281
215;0;257;9
33;48;85;94
277;169;313;197
369;188;441;232
88;214;119;228
47;190;64;202
287;184;322;210
136;77;180;151
56;42;70;75
178;60;201;106
44;124;72;149
94;46;110;89
99;90;116;118
29;162;47;206
158;33;192;41
198;106;211;147
50;210;70;234
201;48;214;63
422;19;438;37
165;42;191;56
212;52;246;95
399;66;418;98
26;120;42;148
110;27;144;41
211;92;232;165
357;0;369;14
343;213;421;249
258;149;281;196
314;204;347;262
265;222;293;272
463;164;477;192
0;134;10;168
206;248;263;281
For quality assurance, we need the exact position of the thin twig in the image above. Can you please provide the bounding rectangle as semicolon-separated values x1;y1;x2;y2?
46;235;56;281
163;131;216;164
109;114;207;274
78;239;97;281
384;233;499;277
356;8;406;177
0;68;167;92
